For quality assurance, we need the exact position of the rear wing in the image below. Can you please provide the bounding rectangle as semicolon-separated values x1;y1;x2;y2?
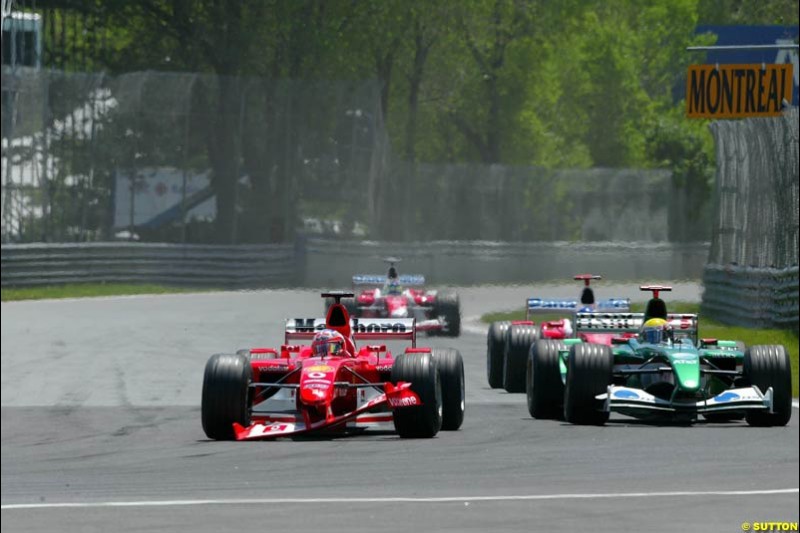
352;274;426;286
285;317;417;347
526;298;630;320
575;312;698;341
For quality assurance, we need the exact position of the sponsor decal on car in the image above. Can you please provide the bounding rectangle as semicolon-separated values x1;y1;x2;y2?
304;382;331;390
613;389;641;400
352;318;407;333
713;392;741;403
387;395;419;407
305;365;334;373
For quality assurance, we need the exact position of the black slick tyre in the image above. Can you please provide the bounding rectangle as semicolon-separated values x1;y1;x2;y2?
341;297;358;318
503;324;540;393
527;339;566;419
435;291;461;337
432;348;465;430
487;321;510;388
744;345;792;427
391;352;442;438
201;353;252;440
564;343;612;425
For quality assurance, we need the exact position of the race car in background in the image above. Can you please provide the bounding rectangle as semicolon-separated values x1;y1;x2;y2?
202;292;465;440
327;258;461;337
526;285;792;426
486;275;631;393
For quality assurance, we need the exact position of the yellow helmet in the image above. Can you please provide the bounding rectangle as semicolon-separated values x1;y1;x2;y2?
640;318;671;344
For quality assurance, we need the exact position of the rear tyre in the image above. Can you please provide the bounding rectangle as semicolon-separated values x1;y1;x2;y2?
503;324;540;393
391;352;442;438
487;321;510;388
744;345;792;427
434;291;461;337
201;353;252;440
564;343;612;425
527;339;566;419
432;348;465;430
341;297;358;318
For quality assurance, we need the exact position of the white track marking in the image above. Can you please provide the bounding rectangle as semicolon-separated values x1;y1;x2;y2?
3;488;797;510
793;400;799;409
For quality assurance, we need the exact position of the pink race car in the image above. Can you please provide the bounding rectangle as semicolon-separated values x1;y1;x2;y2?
328;258;461;336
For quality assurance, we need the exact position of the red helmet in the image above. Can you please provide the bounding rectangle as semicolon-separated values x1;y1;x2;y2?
311;329;346;357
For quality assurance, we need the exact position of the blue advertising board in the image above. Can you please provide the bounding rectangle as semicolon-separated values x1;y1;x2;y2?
695;25;799;106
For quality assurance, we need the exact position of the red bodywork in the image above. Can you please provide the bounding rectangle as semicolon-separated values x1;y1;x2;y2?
355;288;444;332
357;288;434;309
531;318;632;346
520;274;633;346
233;303;425;440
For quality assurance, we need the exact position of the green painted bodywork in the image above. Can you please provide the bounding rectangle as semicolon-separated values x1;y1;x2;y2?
557;338;745;396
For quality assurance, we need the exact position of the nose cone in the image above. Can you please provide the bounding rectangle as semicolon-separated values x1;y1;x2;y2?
300;363;335;405
670;352;701;391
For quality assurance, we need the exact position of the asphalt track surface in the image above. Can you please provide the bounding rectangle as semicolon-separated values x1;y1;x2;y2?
2;283;798;533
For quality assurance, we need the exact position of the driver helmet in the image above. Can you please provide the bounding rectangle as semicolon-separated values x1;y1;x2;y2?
640;318;672;344
311;329;346;357
386;280;402;295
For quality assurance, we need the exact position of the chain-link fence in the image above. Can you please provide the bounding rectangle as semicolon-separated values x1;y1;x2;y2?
2;68;388;244
3;67;703;245
380;163;677;242
707;107;799;269
702;108;799;328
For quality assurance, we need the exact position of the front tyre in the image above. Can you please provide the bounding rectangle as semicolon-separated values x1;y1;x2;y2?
391;352;442;438
527;339;566;419
744;345;792;427
201;353;252;440
432;348;465;430
564;343;612;425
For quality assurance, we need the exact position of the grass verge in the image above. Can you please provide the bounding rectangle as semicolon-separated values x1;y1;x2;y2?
1;283;213;302
481;302;799;397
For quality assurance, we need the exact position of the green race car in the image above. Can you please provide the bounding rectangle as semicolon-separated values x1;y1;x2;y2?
526;286;793;426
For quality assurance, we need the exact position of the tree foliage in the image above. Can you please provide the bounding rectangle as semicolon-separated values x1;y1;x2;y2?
27;0;798;242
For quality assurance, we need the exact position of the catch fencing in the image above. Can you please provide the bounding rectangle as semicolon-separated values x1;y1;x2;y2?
302;238;708;287
1;68;388;244
702;108;799;328
3;67;706;245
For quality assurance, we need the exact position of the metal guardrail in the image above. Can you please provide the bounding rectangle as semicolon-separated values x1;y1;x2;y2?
701;264;799;328
2;239;710;290
1;242;297;288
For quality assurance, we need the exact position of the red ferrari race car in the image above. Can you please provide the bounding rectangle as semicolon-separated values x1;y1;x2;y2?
486;275;631;393
202;292;465;440
328;258;461;337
